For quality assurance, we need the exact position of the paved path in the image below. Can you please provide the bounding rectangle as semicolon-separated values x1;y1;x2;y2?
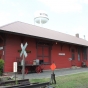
16;68;88;79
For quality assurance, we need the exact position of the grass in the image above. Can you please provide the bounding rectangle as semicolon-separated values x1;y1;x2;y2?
30;72;88;88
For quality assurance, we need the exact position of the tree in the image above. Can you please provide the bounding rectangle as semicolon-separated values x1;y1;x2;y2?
0;59;4;76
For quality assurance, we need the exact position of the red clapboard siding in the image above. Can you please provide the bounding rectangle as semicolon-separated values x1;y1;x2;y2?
4;34;37;72
4;34;84;72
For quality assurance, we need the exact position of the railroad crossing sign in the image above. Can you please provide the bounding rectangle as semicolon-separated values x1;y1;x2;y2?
50;63;56;84
20;42;28;58
20;42;28;79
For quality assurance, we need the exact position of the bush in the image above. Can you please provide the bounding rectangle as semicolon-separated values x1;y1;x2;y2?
0;59;4;76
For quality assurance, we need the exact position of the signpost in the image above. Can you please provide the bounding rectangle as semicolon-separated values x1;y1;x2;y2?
50;62;56;84
20;42;28;79
13;62;17;84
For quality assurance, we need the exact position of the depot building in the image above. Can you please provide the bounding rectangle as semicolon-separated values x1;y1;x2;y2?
0;21;88;72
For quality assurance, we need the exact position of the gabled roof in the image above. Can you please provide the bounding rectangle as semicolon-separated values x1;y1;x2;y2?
0;21;88;46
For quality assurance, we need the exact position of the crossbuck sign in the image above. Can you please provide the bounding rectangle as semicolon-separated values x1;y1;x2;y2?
20;42;28;58
20;42;28;79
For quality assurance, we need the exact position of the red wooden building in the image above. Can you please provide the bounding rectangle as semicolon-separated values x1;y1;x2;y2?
0;21;88;72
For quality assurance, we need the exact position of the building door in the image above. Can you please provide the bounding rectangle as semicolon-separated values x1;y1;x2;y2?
37;42;51;64
76;48;82;67
71;48;76;66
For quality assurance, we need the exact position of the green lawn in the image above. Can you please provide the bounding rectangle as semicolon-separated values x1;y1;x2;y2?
30;72;88;88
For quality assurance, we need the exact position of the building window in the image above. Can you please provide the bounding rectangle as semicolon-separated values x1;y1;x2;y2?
72;53;75;60
37;41;51;64
71;48;75;60
83;48;87;60
78;48;80;61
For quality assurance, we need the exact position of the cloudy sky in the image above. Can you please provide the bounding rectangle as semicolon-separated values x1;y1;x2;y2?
0;0;88;40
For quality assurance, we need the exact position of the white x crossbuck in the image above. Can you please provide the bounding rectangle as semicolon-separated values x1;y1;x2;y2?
20;42;28;58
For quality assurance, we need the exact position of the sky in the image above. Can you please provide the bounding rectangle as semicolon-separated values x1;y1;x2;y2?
0;0;88;40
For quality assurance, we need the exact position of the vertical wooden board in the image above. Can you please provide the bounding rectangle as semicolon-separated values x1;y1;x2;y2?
37;57;43;60
43;47;49;56
44;57;49;63
37;46;42;56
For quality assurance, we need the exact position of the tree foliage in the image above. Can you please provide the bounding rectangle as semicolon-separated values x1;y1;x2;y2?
0;59;4;76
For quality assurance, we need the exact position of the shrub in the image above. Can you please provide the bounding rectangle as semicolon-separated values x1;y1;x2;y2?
0;59;4;76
